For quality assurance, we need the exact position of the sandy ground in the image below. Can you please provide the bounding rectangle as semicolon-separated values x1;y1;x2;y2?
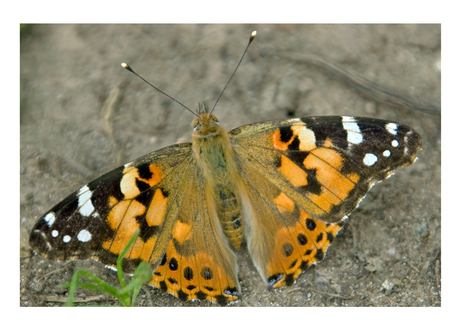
20;24;440;307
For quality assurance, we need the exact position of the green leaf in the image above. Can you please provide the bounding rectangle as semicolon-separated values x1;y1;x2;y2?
61;230;152;307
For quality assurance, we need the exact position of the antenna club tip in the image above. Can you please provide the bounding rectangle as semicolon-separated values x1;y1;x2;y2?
251;31;257;37
121;63;134;72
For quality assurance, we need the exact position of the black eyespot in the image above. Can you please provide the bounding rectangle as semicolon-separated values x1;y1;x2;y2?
169;257;178;271
297;233;308;245
201;267;213;280
282;243;294;257
184;267;194;281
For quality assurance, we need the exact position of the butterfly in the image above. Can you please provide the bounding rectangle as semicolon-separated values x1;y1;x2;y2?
29;32;422;306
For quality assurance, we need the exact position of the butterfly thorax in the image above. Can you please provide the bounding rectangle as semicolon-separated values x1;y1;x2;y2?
191;104;244;248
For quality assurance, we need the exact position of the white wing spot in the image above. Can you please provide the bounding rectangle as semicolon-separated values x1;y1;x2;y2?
105;265;118;272
342;116;363;144
391;140;399;147
386;123;398;135
44;212;56;227
383;150;391;157
79;199;95;217
51;230;59;238
63;235;71;243
78;185;95;217
77;229;92;242
363;153;378;166
78;185;90;195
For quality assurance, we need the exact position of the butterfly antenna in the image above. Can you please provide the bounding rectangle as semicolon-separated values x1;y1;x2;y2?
121;63;199;117
210;30;257;115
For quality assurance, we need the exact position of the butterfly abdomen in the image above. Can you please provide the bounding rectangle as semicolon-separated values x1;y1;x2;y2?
215;186;244;248
192;107;245;248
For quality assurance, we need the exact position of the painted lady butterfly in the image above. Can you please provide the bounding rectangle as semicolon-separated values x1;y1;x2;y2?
29;31;422;306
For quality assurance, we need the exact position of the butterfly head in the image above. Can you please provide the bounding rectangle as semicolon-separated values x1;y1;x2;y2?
192;102;223;138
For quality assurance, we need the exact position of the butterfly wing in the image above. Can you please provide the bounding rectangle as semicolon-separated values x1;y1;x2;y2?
230;116;422;287
149;164;240;305
30;141;240;305
30;114;422;302
29;143;194;272
237;163;344;288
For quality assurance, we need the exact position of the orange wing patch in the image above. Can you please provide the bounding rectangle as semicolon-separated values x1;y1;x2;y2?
146;189;168;227
274;192;295;213
103;200;145;254
266;209;343;288
150;235;239;306
131;236;158;262
278;155;309;187
172;220;192;243
305;149;359;199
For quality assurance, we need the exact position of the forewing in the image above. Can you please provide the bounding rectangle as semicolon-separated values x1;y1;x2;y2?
230;116;422;222
29;143;193;272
